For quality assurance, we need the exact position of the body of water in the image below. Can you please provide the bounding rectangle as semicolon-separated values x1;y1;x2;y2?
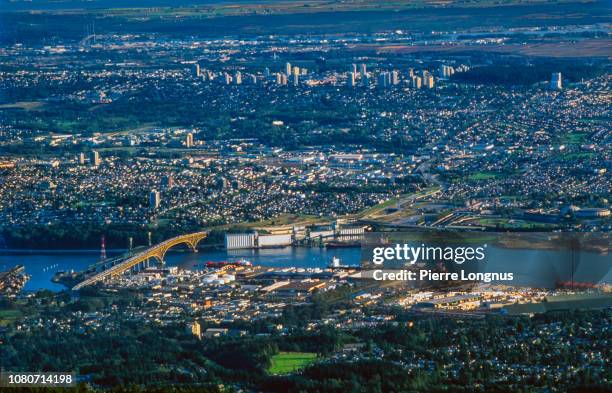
0;246;360;291
0;244;609;292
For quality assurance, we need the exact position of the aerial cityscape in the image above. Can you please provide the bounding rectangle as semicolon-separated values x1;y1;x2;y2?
0;0;610;391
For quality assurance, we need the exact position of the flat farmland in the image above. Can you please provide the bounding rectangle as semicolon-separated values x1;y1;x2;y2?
357;39;612;58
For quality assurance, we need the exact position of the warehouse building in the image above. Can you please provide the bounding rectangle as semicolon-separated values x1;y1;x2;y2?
258;233;292;247
225;233;256;249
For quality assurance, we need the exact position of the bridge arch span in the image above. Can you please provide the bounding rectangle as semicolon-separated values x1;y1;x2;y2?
153;232;207;263
73;231;208;290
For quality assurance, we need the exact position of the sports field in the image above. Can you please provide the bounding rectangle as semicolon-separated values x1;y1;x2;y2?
268;352;318;375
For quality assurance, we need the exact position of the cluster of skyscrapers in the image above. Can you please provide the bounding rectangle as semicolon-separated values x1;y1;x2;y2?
347;63;370;87
439;64;456;78
376;70;401;87
78;151;101;167
270;62;307;86
349;66;437;89
192;61;472;89
194;64;256;85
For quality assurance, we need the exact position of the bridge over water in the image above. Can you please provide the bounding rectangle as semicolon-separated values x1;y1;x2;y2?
72;231;208;291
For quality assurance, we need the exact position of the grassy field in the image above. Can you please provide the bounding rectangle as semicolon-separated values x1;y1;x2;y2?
468;172;498;181
0;309;23;327
560;152;596;161
560;132;588;145
357;197;399;218
268;352;318;375
357;186;441;220
11;0;596;17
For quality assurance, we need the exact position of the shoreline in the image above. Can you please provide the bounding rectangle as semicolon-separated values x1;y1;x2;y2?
0;243;364;256
0;243;227;255
0;249;126;255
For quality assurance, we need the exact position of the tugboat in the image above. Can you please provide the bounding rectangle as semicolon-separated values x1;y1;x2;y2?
329;257;349;269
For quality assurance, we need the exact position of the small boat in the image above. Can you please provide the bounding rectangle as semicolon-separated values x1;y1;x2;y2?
205;258;252;268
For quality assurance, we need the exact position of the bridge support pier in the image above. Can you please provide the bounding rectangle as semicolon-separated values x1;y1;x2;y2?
186;241;198;253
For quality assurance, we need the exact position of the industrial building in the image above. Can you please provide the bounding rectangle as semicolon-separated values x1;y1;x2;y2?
257;233;292;248
225;222;367;249
308;226;335;239
338;225;365;236
225;232;292;249
225;233;257;249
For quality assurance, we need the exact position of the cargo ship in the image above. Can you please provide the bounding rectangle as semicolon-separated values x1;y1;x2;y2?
556;280;597;289
326;241;361;248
